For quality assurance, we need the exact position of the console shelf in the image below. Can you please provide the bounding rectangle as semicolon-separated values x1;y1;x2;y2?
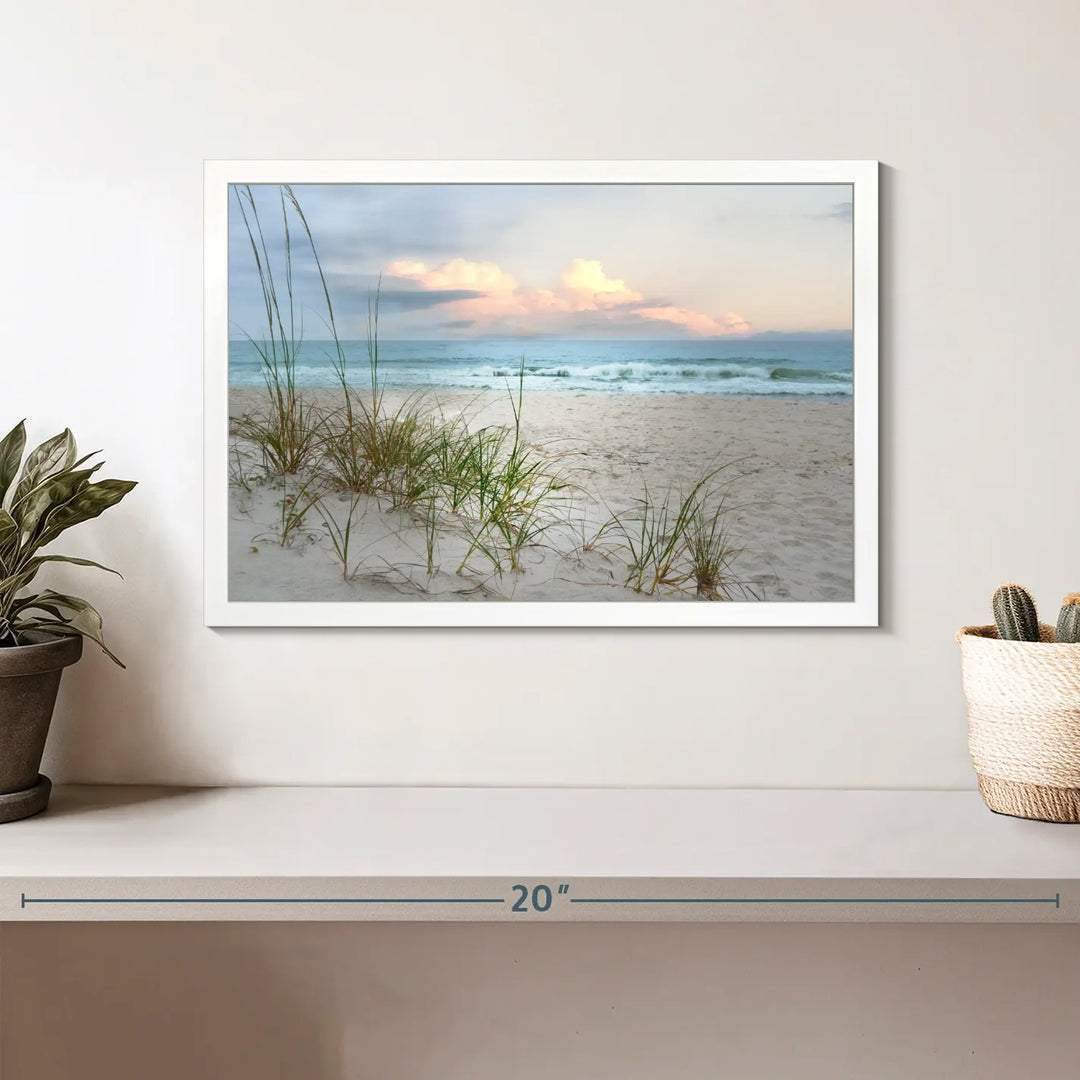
0;785;1076;922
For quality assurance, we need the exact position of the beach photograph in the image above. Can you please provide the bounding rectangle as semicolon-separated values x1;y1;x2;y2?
221;174;862;615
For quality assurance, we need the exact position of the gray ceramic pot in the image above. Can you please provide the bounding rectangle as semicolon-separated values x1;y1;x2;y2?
0;633;82;822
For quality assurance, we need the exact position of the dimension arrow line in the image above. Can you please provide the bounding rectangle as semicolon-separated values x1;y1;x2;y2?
20;894;505;908
570;895;1061;907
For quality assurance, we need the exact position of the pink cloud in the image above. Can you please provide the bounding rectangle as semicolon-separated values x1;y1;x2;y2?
384;257;749;336
559;258;643;310
634;306;751;336
385;257;520;295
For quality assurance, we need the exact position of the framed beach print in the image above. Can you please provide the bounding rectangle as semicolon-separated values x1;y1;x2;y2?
204;160;878;627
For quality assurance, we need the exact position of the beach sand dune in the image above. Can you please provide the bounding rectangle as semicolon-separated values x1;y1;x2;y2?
228;389;853;604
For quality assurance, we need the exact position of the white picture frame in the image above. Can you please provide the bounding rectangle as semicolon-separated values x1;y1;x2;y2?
205;160;878;628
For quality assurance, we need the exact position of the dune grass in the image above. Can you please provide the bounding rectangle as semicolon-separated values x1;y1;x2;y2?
313;493;364;580
251;476;320;549
454;365;571;576
232;185;322;476
598;463;756;600
318;395;441;505
685;499;755;600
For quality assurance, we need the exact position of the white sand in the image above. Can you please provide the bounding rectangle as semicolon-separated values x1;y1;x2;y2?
228;389;853;603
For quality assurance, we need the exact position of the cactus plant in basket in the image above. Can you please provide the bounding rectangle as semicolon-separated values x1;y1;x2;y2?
959;583;1080;822
0;421;135;821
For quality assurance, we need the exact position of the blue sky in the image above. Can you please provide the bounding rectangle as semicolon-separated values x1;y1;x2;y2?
228;183;853;340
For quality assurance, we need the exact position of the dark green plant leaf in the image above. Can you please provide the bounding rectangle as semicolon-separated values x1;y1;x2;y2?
35;478;137;546
22;554;120;577
14;462;103;538
1;554;120;597
15;620;122;667
15;588;95;617
11;589;123;666
0;510;16;568
0;421;26;505
9;598;66;620
0;566;37;603
12;429;76;508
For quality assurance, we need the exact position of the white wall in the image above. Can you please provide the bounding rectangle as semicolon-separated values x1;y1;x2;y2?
3;0;1077;786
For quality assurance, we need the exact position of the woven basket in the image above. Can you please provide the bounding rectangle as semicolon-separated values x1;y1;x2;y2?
958;623;1080;822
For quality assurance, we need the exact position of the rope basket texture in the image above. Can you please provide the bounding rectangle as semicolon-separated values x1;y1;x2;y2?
958;623;1080;822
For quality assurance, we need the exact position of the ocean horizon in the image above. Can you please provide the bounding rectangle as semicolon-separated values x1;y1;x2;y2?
228;335;853;397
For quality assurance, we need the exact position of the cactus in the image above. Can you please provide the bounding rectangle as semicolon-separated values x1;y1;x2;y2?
993;583;1040;641
1057;593;1080;643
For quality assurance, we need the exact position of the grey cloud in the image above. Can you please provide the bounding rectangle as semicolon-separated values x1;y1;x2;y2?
375;288;486;311
822;201;853;221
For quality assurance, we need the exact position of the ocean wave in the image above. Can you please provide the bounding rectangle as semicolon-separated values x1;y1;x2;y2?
769;367;852;383
482;362;851;385
229;349;853;396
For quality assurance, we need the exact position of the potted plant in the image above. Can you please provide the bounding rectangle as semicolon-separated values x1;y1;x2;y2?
958;584;1080;823
0;421;135;822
